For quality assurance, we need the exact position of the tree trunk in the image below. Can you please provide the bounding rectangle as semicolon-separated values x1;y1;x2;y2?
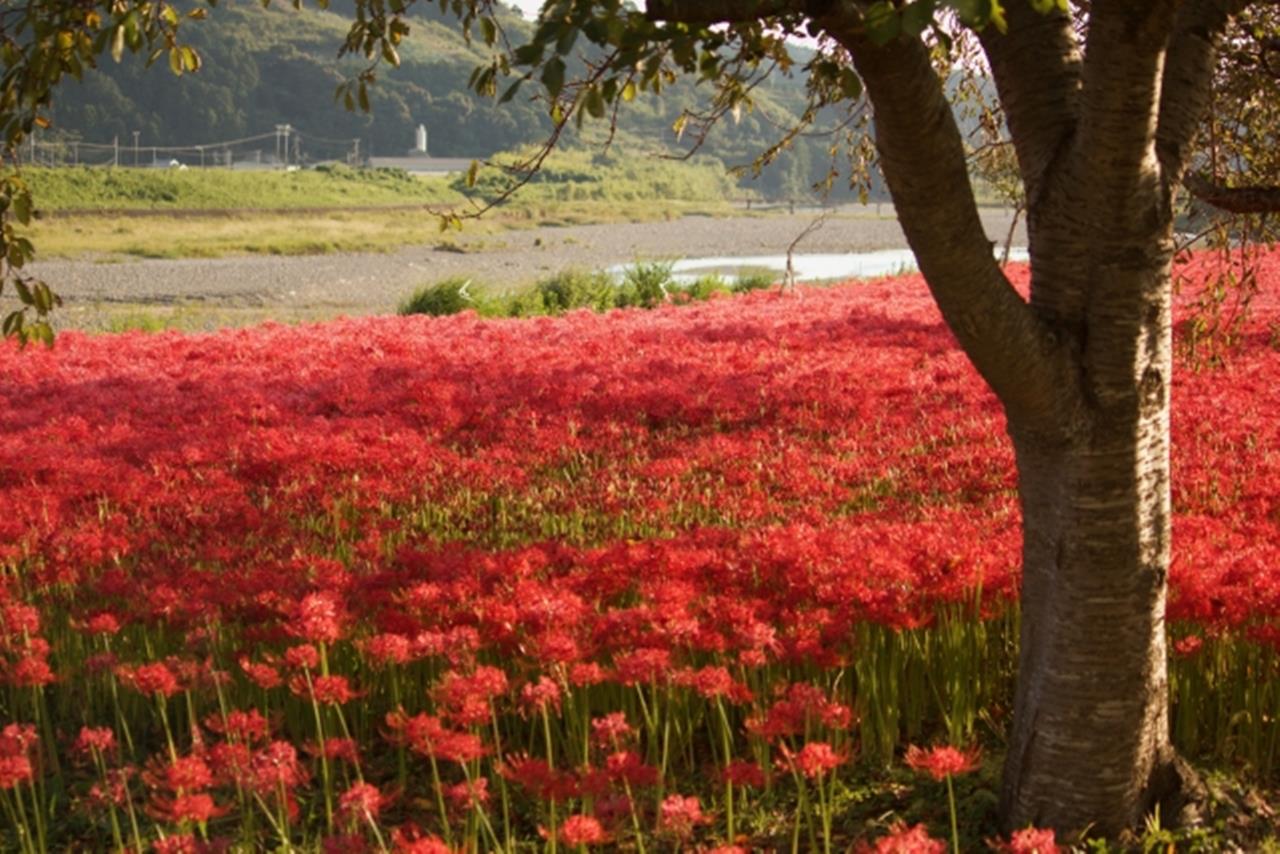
999;255;1187;836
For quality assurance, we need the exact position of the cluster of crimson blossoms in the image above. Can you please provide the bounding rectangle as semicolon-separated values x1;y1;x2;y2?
0;253;1275;849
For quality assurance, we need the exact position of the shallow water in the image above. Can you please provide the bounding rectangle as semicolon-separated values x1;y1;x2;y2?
610;247;1030;284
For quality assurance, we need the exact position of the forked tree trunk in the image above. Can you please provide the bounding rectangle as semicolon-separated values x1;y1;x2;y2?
1001;259;1182;834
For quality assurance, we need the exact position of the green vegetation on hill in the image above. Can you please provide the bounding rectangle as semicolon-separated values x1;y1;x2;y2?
27;164;461;211
40;1;867;201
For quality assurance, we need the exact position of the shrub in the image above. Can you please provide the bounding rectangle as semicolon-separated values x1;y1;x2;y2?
618;261;675;309
398;277;482;316
732;271;776;293
534;270;617;314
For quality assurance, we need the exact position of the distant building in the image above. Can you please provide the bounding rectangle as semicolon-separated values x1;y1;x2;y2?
367;156;474;176
367;123;473;176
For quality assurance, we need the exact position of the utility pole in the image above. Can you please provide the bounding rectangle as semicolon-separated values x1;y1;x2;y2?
113;135;118;167
132;130;140;167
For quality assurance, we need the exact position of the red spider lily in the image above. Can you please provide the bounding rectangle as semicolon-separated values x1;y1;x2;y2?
120;662;181;697
338;781;387;822
74;726;117;757
995;827;1060;854
657;794;709;840
498;753;576;800
780;741;848;779
150;792;228;824
589;712;634;747
0;724;36;789
293;591;347;644
519;675;562;714
204;709;270;745
856;822;948;853
559;814;608;845
903;743;982;781
445;777;489;812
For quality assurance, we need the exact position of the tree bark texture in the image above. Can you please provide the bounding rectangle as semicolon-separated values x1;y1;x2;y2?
658;0;1242;836
821;0;1241;837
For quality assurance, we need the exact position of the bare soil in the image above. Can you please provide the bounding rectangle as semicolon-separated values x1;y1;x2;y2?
35;207;1024;330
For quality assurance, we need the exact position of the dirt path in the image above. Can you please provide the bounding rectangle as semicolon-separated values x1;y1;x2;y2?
35;207;1024;329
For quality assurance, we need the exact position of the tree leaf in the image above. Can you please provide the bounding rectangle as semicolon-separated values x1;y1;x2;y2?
541;56;565;99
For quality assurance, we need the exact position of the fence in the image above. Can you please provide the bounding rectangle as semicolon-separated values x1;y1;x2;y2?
19;127;362;169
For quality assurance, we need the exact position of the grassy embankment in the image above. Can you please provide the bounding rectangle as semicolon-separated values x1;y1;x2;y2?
26;151;745;260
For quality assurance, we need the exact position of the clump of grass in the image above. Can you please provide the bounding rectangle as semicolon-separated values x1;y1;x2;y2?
398;277;483;317
534;269;617;313
732;270;777;293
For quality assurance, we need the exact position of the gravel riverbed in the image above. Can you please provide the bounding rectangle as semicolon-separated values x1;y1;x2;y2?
34;207;1024;330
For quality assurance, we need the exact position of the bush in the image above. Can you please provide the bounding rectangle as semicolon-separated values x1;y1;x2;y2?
534;270;618;314
732;270;776;293
398;277;482;317
682;274;731;301
618;261;674;309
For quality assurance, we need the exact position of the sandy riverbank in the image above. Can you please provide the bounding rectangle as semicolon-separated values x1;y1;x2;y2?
34;207;1024;330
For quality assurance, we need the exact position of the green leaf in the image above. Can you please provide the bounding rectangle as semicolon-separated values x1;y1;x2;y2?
621;80;637;102
111;24;125;62
465;160;479;188
169;47;184;76
479;16;496;46
541;56;565;99
499;79;523;104
584;85;605;119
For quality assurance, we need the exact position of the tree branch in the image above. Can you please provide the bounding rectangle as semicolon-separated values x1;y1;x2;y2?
645;0;808;24
977;2;1081;207
1155;0;1246;181
820;21;1083;432
1074;1;1178;207
1184;172;1280;212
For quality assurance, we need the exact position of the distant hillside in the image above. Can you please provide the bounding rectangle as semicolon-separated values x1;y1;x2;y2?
42;1;878;201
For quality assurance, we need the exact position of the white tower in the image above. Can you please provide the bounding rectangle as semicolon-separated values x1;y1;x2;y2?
415;124;428;155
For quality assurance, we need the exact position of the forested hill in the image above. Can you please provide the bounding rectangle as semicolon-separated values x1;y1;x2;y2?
43;0;871;200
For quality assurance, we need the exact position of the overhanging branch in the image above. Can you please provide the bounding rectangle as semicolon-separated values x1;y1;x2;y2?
645;0;810;24
1184;172;1280;213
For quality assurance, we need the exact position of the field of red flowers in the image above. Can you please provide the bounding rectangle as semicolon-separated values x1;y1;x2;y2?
1;253;1278;851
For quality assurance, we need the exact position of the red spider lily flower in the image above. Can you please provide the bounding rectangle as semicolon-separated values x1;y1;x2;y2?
390;824;455;853
604;749;660;788
559;814;608;846
248;741;309;795
568;662;607;687
238;658;282;690
903;743;982;781
307;675;359;705
445;777;489;812
781;741;847;779
520;675;562;714
855;822;948;853
80;612;121;637
1172;635;1204;658
721;759;766;788
323;834;371;854
0;752;33;789
364;633;413;667
152;792;227;824
590;712;634;747
0;724;38;790
705;847;751;854
164;755;215;792
435;666;508;726
658;794;710;840
338;781;387;822
207;742;252;788
294;590;347;644
205;708;269;745
320;737;360;764
74;726;117;757
996;827;1060;854
10;652;56;687
498;753;577;800
120;662;181;698
283;644;321;671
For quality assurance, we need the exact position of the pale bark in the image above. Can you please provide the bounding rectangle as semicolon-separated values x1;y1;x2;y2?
642;0;1247;836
